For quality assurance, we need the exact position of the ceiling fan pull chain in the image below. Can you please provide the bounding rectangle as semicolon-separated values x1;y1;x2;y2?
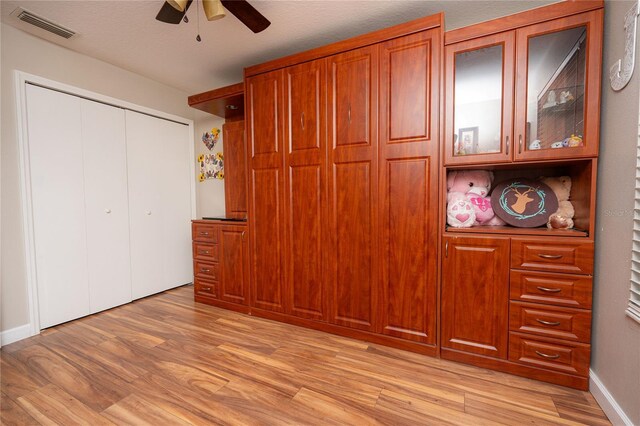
196;0;202;42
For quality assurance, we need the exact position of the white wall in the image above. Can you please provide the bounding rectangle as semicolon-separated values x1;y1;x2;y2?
0;23;220;333
194;114;227;218
591;2;640;424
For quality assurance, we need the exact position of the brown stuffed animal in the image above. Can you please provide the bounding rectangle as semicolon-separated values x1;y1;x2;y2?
540;176;574;229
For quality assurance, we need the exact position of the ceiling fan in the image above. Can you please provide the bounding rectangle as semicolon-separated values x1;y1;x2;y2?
156;0;270;34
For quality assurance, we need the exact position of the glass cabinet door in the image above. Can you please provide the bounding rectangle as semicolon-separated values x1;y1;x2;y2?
445;32;514;165
514;10;603;161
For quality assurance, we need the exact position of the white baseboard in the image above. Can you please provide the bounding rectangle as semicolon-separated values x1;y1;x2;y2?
0;324;33;347
590;369;634;426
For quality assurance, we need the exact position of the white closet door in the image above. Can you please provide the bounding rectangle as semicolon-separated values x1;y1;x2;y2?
126;111;192;299
26;84;91;328
81;100;132;313
159;119;192;288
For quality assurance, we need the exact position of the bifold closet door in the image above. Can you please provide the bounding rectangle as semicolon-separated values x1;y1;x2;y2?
26;85;131;328
81;100;132;313
27;85;91;328
126;110;192;299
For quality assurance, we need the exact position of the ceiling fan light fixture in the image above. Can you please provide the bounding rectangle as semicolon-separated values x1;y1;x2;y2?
203;0;226;21
167;0;188;12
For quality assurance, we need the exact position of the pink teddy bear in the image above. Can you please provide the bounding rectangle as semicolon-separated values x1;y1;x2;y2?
447;170;505;227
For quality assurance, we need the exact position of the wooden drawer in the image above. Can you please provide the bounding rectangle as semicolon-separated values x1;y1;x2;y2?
193;242;219;262
193;260;219;281
509;333;590;376
192;222;218;243
510;270;592;309
509;302;591;343
194;278;217;298
511;238;594;275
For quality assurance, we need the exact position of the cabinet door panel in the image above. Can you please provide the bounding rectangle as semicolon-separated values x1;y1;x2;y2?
250;168;284;311
442;236;510;358
284;61;326;320
514;10;602;161
81;99;132;314
330;49;374;147
220;225;249;305
26;85;91;328
444;32;515;165
327;46;378;331
246;70;286;313
223;121;247;219
379;30;440;343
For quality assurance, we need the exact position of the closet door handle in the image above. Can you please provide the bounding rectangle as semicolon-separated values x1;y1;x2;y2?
536;286;562;293
445;241;449;258
536;319;561;326
535;350;560;360
348;104;351;124
538;254;563;260
301;112;305;130
505;135;509;155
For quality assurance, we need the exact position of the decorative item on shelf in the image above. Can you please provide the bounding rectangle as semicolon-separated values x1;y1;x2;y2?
458;127;479;155
550;141;564;148
491;178;558;227
542;90;557;109
201;127;221;150
529;139;541;150
559;90;574;103
446;170;506;228
566;134;583;147
540;176;574;229
197;152;224;182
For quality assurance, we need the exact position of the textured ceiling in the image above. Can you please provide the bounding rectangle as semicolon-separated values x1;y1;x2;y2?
0;0;555;94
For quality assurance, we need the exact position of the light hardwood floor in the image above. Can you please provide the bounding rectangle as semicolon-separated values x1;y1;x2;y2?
1;285;610;425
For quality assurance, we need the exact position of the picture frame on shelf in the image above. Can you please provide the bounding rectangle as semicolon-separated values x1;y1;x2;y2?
459;126;479;155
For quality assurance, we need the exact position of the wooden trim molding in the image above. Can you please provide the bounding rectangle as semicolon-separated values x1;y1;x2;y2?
245;13;443;77
445;0;603;45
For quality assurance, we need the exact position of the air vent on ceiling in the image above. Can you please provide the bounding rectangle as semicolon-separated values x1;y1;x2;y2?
12;8;76;39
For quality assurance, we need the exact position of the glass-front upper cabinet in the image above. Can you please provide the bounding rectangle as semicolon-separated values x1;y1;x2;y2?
444;10;602;166
514;10;603;161
445;33;515;165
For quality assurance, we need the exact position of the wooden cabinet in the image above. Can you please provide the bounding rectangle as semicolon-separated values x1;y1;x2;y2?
326;45;379;332
441;236;510;358
444;9;602;166
192;221;249;311
246;70;287;313
378;30;440;343
223;121;248;219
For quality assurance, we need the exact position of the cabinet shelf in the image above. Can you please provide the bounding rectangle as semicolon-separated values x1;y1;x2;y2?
445;225;588;238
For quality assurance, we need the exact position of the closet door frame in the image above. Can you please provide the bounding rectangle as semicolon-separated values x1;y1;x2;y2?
14;71;196;340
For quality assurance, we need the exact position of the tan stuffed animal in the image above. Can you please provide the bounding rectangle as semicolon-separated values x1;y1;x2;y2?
540;176;574;229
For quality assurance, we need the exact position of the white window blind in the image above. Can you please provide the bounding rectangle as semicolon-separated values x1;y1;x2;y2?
629;123;640;324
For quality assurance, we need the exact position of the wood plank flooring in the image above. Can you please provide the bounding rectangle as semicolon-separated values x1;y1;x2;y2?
1;285;610;425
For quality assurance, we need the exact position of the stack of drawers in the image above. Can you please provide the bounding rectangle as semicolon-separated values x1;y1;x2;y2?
508;238;594;379
192;222;220;300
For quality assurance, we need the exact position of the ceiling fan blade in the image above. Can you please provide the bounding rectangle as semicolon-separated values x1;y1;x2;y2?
156;0;193;24
220;0;270;33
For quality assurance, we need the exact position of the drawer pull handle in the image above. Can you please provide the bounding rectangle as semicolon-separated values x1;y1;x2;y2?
202;286;212;291
538;254;563;260
537;286;562;293
536;319;561;326
201;268;210;273
199;251;209;255
199;232;210;236
535;350;560;360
